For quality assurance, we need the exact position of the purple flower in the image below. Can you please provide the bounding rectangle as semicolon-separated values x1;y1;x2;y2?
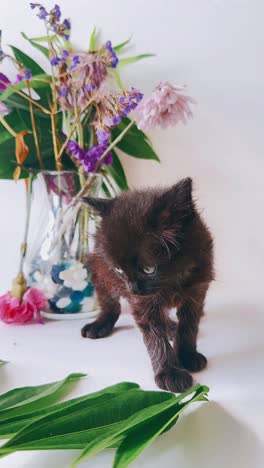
50;56;60;66
24;68;32;80
96;129;110;144
63;18;71;30
53;4;61;20
30;3;36;8
66;140;85;160
85;83;97;92
15;68;32;82
118;96;126;104
0;72;10;90
82;143;113;173
104;40;119;68
62;49;70;57
69;55;80;70
37;6;48;19
109;115;121;126
58;86;68;97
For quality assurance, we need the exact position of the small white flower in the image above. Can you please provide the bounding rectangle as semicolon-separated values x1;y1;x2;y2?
56;297;71;308
59;261;88;291
32;271;58;299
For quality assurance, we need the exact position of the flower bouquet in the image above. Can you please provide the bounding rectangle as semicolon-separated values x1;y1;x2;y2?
0;3;194;322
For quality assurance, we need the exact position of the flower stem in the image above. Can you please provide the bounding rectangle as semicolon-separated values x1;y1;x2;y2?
0;78;50;114
48;120;135;252
0;113;17;137
19;175;33;274
72;119;135;203
26;81;44;170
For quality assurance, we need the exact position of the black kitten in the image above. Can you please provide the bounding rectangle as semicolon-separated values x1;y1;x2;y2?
81;178;214;392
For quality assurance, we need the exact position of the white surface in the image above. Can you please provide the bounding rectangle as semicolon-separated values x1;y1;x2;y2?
0;302;263;468
0;1;264;467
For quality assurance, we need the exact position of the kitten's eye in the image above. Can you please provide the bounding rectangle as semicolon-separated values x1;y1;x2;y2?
114;267;123;275
143;265;157;276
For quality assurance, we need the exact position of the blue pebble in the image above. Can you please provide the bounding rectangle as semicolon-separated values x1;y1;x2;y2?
64;302;81;313
70;290;84;303
48;299;65;314
51;264;66;284
83;282;94;297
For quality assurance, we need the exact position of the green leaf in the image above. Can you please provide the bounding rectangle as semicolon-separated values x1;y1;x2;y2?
113;36;132;52
113;385;209;468
102;181;112;198
0;387;172;454
21;32;50;59
109;69;124;89
113;406;178;468
118;54;155;67
89;27;97;50
10;46;52;105
23;33;56;43
0;382;139;439
11;46;46;75
73;384;208;466
112;118;159;161
105;150;128;191
0;74;51;102
0;373;85;422
0;108;71;179
0;361;7;366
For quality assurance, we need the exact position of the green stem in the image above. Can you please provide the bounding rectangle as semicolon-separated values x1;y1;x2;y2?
19;174;33;273
76;121;89;262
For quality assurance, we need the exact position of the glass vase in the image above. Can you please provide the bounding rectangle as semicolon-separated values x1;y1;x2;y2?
25;171;102;320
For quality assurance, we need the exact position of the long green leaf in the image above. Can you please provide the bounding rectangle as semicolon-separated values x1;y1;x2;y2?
0;373;85;422
113;385;209;468
0;107;72;178
10;46;51;105
0;74;51;102
0;388;173;454
105;149;128;191
118;54;155;67
21;32;50;59
0;382;139;439
24;33;56;43
112;118;159;161
89;27;97;50
113;37;132;52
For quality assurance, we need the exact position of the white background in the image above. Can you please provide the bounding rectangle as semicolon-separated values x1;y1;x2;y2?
0;1;264;467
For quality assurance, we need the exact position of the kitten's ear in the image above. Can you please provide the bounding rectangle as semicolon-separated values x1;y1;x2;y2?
81;197;114;216
153;177;194;226
166;177;193;211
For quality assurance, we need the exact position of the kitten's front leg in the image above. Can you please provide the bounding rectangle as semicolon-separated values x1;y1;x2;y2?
81;276;120;339
132;301;193;392
175;286;208;372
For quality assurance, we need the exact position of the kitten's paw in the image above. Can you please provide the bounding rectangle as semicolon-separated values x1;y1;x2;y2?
155;367;193;393
179;351;207;372
81;321;113;339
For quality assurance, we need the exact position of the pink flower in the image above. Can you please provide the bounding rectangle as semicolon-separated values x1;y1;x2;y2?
0;288;47;324
135;81;195;132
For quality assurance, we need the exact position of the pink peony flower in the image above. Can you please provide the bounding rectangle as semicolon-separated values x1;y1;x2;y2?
0;288;47;324
135;81;195;132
